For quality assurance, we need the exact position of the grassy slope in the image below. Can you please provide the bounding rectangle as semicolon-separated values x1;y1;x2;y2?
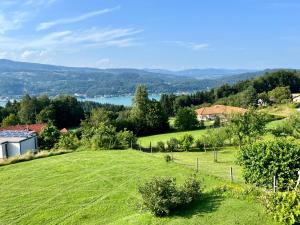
0;150;280;225
259;104;297;117
139;129;208;147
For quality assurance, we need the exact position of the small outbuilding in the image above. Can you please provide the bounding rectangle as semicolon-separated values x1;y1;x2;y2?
0;130;38;160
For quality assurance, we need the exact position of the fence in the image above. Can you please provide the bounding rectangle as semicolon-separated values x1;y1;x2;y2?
132;143;242;183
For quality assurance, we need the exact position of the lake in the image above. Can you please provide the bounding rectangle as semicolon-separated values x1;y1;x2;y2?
0;94;161;108
79;94;161;106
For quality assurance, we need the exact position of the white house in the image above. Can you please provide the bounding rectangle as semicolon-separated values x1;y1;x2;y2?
0;130;38;160
292;94;300;103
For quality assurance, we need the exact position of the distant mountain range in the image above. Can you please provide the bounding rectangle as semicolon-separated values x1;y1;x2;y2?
144;68;257;79
0;59;267;97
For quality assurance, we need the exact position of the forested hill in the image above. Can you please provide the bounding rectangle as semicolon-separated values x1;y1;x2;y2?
0;59;263;97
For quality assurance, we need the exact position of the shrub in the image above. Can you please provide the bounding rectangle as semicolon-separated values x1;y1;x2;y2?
179;134;194;151
56;132;80;150
138;175;201;216
157;141;166;152
166;138;179;152
164;154;172;162
38;124;61;150
262;190;300;225
195;138;205;151
238;138;300;190
116;129;137;149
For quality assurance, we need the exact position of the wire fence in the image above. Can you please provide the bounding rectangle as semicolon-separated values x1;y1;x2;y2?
132;143;243;183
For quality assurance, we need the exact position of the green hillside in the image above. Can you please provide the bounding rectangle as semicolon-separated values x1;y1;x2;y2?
0;150;280;225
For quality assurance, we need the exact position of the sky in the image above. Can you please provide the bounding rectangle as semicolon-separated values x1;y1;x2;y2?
0;0;299;70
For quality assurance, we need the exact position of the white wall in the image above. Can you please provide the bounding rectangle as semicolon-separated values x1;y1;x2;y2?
7;143;21;157
0;144;3;159
20;137;37;155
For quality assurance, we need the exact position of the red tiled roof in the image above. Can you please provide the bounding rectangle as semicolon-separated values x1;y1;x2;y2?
0;123;47;134
195;105;247;116
60;128;68;134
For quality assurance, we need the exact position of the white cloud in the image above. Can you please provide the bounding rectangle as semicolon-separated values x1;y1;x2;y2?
25;28;142;49
37;6;120;31
167;41;209;51
21;49;48;60
0;11;29;34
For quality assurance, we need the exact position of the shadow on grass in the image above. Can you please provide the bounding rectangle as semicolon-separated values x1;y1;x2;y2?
171;191;224;218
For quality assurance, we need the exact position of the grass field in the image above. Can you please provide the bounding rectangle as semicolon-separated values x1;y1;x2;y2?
259;104;297;117
138;129;209;147
0;150;281;225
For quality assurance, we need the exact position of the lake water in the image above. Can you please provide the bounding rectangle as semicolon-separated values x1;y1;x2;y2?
79;94;161;106
0;94;161;107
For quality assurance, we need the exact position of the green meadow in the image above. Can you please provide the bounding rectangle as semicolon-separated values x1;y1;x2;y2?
0;150;281;225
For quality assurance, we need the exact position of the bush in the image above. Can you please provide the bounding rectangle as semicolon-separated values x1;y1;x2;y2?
138;175;201;216
166;138;179;152
164;154;172;162
39;124;61;150
117;129;137;149
262;190;300;225
157;141;166;152
238;138;300;190
56;132;80;150
179;134;194;151
195;138;205;151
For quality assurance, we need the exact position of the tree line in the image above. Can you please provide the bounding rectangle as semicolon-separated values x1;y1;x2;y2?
160;70;300;116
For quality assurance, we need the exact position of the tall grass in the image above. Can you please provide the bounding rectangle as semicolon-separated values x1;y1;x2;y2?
0;150;72;167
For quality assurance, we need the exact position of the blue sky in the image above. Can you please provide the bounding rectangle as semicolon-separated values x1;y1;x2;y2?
0;0;299;69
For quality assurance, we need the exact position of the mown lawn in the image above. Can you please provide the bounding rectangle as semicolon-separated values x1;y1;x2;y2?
0;150;281;225
138;129;208;147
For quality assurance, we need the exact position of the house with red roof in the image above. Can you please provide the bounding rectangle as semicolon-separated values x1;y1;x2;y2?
195;105;247;121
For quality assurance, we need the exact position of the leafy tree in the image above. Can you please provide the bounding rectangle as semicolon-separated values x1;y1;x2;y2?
36;105;55;123
179;134;194;151
1;114;20;127
227;109;267;147
145;100;169;133
160;94;176;116
174;107;199;131
88;108;112;126
39;124;61;150
268;86;291;104
18;94;37;124
240;86;257;107
52;96;84;128
166;138;179;152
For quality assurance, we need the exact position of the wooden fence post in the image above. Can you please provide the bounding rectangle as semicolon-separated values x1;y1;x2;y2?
273;175;277;192
230;167;233;182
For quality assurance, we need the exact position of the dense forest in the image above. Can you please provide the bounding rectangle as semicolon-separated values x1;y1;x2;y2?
160;70;300;116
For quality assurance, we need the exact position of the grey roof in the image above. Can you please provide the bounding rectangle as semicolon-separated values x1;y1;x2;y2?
0;130;36;138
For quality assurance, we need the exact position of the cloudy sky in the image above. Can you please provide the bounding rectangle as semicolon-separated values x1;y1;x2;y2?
0;0;299;69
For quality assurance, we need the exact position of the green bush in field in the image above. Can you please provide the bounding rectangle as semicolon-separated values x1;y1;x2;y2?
138;175;201;216
238;138;300;190
157;141;166;152
179;134;194;151
166;138;179;152
164;154;172;162
195;138;205;151
262;190;300;225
